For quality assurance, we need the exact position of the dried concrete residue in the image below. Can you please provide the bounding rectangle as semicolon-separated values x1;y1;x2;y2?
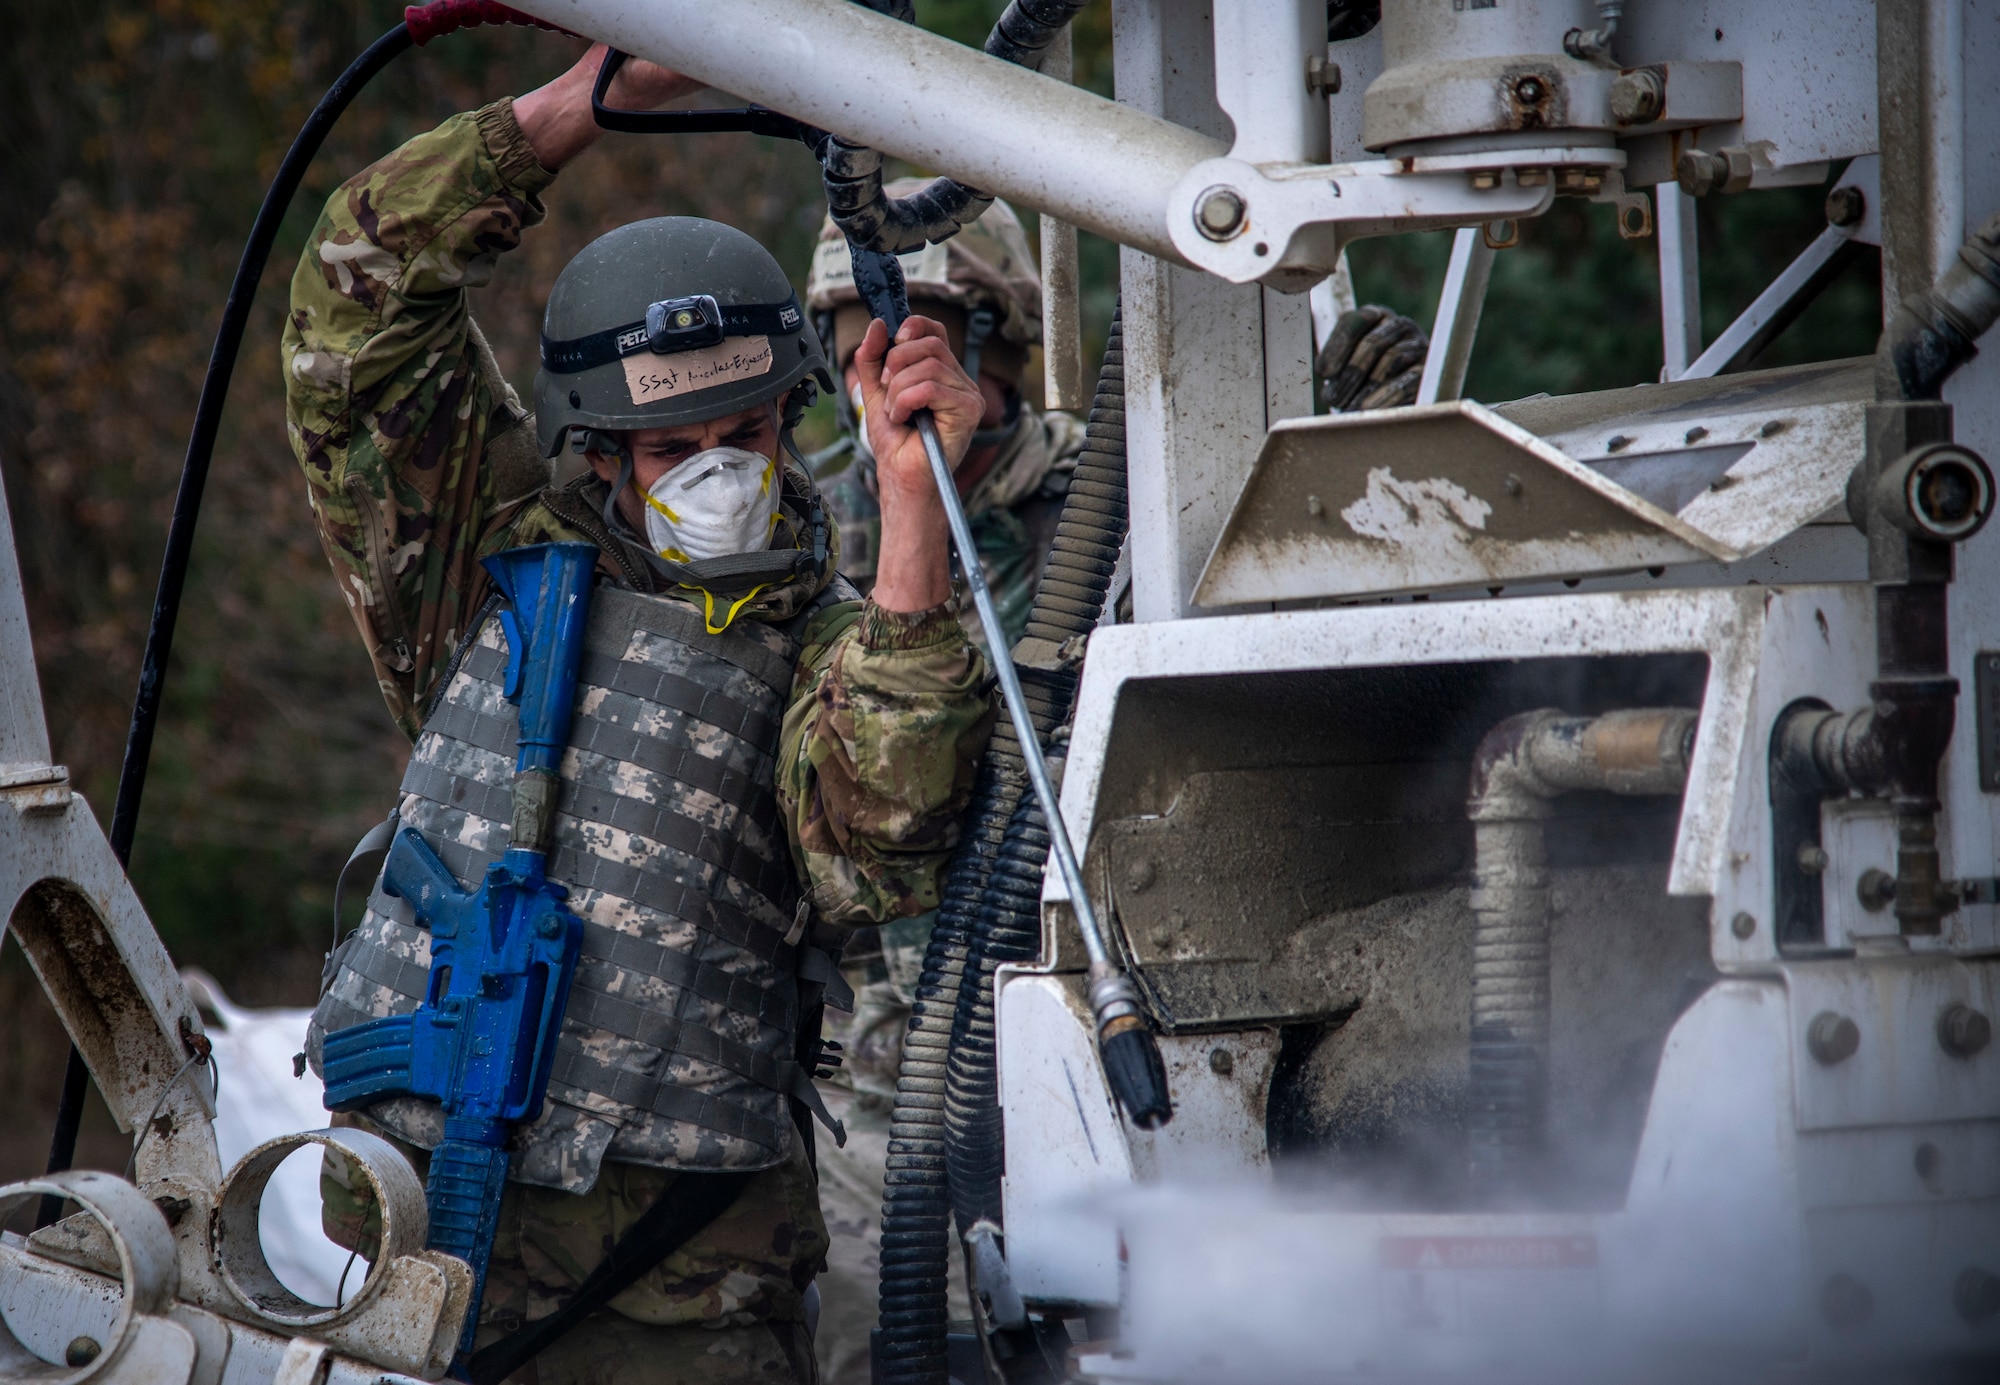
1269;863;1713;1209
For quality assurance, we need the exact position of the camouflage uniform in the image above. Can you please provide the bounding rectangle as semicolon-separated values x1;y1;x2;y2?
800;191;1082;1384
284;99;993;1383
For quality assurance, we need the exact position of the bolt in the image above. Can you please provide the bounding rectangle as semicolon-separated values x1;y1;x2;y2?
65;1338;100;1367
1679;146;1754;197
1685;426;1710;444
1209;1046;1234;1075
1957;1267;2000;1325
1149;925;1172;948
1195;186;1246;240
1609;69;1666;125
1826;184;1866;228
1469;170;1501;191
1938;1002;1992;1058
1503;474;1523;497
1808;1011;1860;1066
1307;494;1325;518
1516;168;1549;188
1821;1273;1873;1328
1857;867;1895;912
1125;858;1157;892
1797;843;1830;875
1513;75;1548;105
1305;55;1341;97
1606;435;1634;452
1760;419;1786;438
1731;911;1757;940
536;914;563;939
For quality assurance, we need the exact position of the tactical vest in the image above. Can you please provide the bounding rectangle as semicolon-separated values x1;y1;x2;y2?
311;582;843;1194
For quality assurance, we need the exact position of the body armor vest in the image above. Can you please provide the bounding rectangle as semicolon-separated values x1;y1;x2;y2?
311;581;836;1194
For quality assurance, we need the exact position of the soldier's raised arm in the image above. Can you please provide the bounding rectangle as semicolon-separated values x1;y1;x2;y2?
281;46;694;735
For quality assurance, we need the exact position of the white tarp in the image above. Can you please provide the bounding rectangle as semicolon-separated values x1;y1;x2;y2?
180;970;354;1306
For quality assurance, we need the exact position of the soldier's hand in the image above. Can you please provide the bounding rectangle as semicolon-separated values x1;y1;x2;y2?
515;43;703;171
1318;305;1430;411
856;316;984;613
594;45;702;111
854;316;986;496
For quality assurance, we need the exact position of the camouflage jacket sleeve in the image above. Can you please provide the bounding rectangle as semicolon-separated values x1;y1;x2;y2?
281;100;556;738
779;599;996;927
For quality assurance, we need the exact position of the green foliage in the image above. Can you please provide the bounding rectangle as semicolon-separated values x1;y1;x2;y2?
1348;178;1882;403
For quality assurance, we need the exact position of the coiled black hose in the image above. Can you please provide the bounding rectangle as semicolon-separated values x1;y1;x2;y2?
877;311;1126;1382
944;316;1125;1236
821;0;1093;255
985;0;1095;69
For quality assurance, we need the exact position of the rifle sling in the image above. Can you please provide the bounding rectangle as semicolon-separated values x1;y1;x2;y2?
461;1168;755;1385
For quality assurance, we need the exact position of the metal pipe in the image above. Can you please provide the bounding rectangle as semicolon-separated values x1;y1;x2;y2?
1417;227;1494;406
1879;211;2000;403
512;0;1224;263
1656;186;1702;380
1038;27;1085;412
1466;707;1697;1193
1682;224;1864;381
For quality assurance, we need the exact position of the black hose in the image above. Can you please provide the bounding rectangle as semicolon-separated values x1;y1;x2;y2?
36;21;416;1221
876;311;1125;1382
819;0;1093;254
944;315;1125;1236
985;0;1094;69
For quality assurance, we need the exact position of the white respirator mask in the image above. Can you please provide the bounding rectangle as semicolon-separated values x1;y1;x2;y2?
638;447;781;563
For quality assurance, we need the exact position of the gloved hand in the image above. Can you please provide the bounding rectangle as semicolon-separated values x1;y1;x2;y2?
1316;305;1430;412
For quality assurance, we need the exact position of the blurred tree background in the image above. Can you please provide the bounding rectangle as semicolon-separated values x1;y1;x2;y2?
0;0;1877;1175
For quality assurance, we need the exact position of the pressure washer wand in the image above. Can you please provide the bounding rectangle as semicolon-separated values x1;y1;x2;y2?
849;244;1171;1129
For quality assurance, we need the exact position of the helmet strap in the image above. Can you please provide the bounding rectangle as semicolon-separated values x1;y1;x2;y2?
962;306;996;382
601;445;636;533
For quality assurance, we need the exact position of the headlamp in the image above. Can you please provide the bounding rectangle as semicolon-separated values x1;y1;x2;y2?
644;295;725;353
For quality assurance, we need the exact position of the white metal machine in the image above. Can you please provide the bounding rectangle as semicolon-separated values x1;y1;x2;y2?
2;0;1997;1381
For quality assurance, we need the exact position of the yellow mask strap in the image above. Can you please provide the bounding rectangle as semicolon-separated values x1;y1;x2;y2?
683;581;770;635
640;487;681;525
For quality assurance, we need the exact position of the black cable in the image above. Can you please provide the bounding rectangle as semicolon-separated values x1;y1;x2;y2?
36;21;416;1224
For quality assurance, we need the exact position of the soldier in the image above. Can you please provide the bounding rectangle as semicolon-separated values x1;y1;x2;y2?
284;43;995;1385
797;194;1084;1380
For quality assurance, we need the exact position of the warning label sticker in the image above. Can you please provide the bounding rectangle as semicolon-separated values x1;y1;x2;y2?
1378;1236;1598;1271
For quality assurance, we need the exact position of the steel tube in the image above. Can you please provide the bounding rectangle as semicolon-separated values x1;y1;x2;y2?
1417;226;1495;405
1467;707;1698;1193
1038;28;1085;411
1657;186;1702;380
515;0;1224;263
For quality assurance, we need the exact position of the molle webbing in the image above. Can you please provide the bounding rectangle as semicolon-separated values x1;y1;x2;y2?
315;582;809;1187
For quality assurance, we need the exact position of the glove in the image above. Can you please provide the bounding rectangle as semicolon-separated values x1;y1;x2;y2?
1317;306;1429;412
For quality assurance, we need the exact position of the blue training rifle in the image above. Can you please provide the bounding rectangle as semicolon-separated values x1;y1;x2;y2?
321;541;597;1361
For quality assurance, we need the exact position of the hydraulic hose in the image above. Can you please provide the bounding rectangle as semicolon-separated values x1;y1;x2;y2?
37;0;563;1211
877;310;1125;1382
944;313;1126;1234
820;0;1094;254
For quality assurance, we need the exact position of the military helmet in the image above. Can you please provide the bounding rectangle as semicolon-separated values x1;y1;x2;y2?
534;217;833;459
805;179;1042;380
